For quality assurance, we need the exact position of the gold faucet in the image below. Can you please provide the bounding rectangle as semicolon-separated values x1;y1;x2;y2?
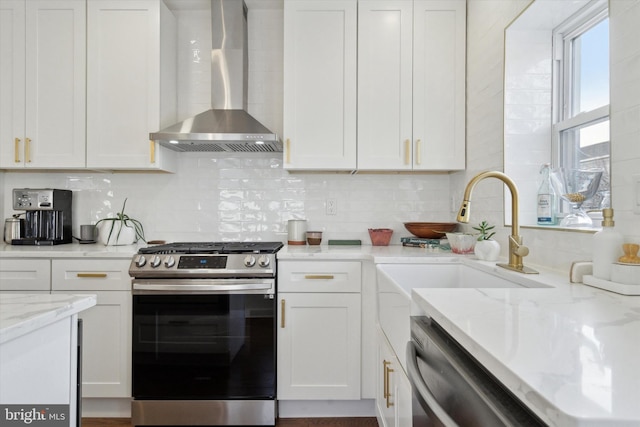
457;171;538;274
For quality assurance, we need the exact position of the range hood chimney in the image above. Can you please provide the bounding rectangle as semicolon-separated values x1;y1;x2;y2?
150;0;281;152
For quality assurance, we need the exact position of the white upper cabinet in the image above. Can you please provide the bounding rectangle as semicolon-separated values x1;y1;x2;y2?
0;0;86;169
86;0;177;171
358;0;466;171
283;0;358;171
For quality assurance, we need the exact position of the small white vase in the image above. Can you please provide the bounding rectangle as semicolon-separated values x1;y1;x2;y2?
97;221;136;246
474;239;500;261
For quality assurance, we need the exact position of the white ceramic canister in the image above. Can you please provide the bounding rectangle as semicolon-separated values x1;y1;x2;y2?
287;219;307;245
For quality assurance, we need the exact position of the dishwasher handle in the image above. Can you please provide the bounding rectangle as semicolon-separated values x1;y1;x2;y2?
406;341;458;427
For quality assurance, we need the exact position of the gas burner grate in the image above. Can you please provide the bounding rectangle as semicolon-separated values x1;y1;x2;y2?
138;241;284;255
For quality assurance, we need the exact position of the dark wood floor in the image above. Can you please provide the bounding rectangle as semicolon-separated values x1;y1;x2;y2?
83;417;379;427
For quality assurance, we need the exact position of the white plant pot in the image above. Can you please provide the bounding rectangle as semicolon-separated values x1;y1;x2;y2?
474;239;500;261
97;221;136;246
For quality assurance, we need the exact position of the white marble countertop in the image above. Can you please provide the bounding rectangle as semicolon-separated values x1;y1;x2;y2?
0;293;96;344
0;241;140;258
413;277;640;426
277;243;462;263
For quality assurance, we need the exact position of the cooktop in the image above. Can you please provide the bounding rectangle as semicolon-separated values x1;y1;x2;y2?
138;241;284;255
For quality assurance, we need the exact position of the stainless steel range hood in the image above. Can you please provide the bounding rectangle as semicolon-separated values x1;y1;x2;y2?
151;0;281;152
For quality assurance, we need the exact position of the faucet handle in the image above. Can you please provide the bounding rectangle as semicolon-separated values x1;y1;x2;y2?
514;245;530;257
508;235;530;257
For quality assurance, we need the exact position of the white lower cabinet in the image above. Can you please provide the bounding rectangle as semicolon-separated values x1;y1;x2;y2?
0;258;50;291
376;328;412;427
277;261;362;400
51;258;132;398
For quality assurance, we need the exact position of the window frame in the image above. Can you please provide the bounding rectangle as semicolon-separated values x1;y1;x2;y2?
551;1;610;217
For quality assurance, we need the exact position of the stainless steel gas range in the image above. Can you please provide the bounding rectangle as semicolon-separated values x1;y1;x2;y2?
128;242;283;427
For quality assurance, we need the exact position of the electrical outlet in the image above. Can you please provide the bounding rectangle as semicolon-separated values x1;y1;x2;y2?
326;199;337;215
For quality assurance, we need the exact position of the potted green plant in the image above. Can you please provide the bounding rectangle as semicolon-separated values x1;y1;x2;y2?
472;220;500;261
95;198;145;246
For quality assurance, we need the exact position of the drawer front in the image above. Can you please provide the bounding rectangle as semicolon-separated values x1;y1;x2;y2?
52;259;131;291
0;259;51;291
278;261;361;292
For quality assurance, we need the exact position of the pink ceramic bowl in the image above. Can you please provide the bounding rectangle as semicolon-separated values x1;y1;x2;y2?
368;228;393;246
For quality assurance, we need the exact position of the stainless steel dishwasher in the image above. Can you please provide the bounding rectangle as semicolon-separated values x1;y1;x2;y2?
407;316;547;427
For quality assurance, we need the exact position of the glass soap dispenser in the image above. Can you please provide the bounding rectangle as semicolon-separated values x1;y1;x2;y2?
592;208;624;281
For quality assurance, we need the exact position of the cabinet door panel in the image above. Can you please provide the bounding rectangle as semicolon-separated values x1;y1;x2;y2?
278;261;361;293
25;0;86;168
413;0;466;170
53;290;132;398
52;259;131;291
0;258;50;291
278;293;361;399
357;0;413;170
283;0;357;170
87;1;155;168
86;0;176;171
0;0;25;168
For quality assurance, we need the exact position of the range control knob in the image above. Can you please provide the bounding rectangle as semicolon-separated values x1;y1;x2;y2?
258;255;270;268
151;255;162;268
164;256;176;268
244;255;256;267
135;255;147;268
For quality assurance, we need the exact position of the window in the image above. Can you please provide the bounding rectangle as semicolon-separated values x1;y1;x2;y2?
553;3;610;212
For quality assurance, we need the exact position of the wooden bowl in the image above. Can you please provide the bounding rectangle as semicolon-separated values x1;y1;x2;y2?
403;222;457;239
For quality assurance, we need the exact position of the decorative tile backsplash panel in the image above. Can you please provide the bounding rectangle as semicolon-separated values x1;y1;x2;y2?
1;154;452;244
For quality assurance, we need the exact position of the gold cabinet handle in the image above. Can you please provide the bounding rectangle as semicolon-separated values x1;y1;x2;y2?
149;140;156;164
285;138;291;163
304;274;334;280
383;360;390;399
77;272;108;278
404;139;410;165
25;138;31;163
416;139;422;165
14;138;21;163
384;360;394;408
280;299;286;328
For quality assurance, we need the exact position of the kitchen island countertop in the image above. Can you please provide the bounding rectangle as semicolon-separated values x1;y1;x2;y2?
0;293;96;344
412;278;640;426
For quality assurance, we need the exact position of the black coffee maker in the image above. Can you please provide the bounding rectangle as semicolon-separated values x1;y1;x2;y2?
12;188;73;245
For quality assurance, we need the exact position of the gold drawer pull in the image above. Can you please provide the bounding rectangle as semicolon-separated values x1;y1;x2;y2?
280;299;286;328
416;139;422;165
149;140;156;164
77;272;108;278
304;274;334;280
25;138;31;163
14;138;21;163
404;139;410;165
384;360;394;408
285;138;291;163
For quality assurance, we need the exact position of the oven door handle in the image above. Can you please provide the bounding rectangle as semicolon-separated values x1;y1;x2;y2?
132;280;274;293
406;340;458;427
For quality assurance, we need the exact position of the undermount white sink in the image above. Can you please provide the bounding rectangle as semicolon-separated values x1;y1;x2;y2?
378;262;552;296
376;262;552;372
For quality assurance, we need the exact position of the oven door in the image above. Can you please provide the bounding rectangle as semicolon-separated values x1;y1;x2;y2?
132;279;276;400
